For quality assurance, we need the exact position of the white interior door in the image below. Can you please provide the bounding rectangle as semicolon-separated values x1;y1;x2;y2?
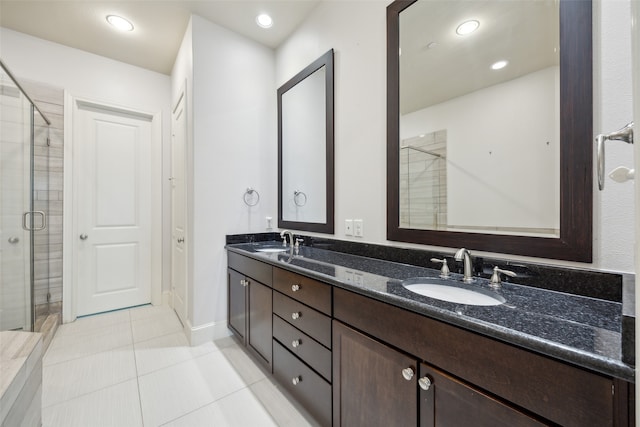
0;83;32;330
171;91;187;326
74;101;153;317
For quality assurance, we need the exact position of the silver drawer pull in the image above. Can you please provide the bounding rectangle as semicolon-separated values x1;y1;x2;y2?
291;284;301;292
402;367;415;381
291;312;301;320
292;339;301;348
418;376;432;391
240;279;249;287
292;376;302;385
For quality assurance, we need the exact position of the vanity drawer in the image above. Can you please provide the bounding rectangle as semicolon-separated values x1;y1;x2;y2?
228;252;272;286
273;340;332;427
334;288;617;427
273;314;332;381
273;268;331;315
273;291;332;348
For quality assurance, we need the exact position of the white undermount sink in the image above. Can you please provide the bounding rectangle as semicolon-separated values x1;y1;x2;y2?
255;246;288;253
402;277;505;306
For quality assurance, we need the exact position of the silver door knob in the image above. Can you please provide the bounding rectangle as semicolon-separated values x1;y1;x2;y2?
8;237;19;244
291;312;301;320
402;367;415;381
80;234;88;240
292;376;301;385
418;376;432;391
292;339;301;348
291;284;301;292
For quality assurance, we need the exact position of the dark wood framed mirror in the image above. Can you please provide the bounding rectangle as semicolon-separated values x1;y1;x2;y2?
387;0;592;262
278;49;335;233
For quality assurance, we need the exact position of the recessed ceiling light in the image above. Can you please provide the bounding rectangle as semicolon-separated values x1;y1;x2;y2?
491;60;508;70
106;15;134;32
456;20;479;36
256;14;273;29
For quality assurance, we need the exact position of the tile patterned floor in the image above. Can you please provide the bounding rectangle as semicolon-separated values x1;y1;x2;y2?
42;305;319;427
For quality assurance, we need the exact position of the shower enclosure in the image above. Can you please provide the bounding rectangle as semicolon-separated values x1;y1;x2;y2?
0;59;51;332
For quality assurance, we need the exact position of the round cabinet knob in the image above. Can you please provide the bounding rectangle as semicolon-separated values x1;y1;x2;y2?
79;234;88;240
292;376;302;385
8;237;19;244
291;284;301;292
292;339;301;348
291;312;301;320
418;376;432;391
402;367;415;381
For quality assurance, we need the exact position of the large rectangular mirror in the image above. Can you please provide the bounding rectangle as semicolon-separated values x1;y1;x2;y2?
278;49;335;233
387;0;593;262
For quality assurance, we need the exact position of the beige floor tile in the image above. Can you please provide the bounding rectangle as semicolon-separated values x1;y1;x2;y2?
43;344;136;408
54;310;130;338
131;311;183;343
42;379;143;427
43;322;133;366
162;387;278;427
138;351;250;427
134;332;216;376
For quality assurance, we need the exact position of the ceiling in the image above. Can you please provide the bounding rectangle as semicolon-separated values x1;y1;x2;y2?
0;0;321;75
400;0;559;115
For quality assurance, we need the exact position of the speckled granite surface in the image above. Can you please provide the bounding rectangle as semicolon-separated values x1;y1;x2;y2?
226;239;634;382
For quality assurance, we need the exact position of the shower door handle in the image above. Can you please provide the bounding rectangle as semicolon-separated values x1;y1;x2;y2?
22;211;47;231
596;121;634;190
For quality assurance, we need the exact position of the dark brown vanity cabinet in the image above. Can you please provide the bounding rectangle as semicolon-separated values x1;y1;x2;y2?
333;320;417;426
227;252;273;368
272;267;333;427
227;251;632;427
334;287;632;427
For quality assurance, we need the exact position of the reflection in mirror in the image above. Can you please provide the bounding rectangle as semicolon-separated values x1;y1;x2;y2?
278;49;334;233
399;0;560;237
281;66;327;223
387;0;593;262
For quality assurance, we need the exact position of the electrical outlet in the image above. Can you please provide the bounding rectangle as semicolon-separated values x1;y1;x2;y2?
345;219;353;236
354;219;363;237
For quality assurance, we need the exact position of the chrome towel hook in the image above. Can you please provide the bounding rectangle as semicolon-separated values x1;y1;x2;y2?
596;121;634;190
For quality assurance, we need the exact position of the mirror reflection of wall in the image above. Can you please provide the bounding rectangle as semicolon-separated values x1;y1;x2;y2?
281;65;327;223
399;0;560;237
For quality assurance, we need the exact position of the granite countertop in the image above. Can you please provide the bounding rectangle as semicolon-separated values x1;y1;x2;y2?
226;241;634;382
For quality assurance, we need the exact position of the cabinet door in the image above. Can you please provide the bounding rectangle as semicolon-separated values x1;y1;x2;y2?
228;269;246;342
333;321;417;427
248;279;272;367
419;363;548;427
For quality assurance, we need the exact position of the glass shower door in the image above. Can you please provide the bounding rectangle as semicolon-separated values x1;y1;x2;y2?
0;67;33;331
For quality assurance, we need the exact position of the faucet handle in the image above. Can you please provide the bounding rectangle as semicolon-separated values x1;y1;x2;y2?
490;266;517;287
430;258;450;278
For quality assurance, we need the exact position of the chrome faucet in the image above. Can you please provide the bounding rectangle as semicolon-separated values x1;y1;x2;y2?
280;230;294;247
454;248;474;283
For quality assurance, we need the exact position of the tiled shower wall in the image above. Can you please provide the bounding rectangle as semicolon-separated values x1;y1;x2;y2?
399;129;447;229
21;80;64;319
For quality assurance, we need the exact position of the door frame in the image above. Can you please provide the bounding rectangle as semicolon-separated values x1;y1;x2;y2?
170;84;188;325
62;93;162;323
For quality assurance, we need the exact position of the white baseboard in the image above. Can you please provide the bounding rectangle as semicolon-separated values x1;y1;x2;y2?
184;319;231;346
162;290;172;308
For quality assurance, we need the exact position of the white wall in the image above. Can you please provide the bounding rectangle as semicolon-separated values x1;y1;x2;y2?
276;0;635;273
172;15;277;332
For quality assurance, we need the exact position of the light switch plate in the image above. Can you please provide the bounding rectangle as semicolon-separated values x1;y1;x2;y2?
345;219;353;236
354;219;363;237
